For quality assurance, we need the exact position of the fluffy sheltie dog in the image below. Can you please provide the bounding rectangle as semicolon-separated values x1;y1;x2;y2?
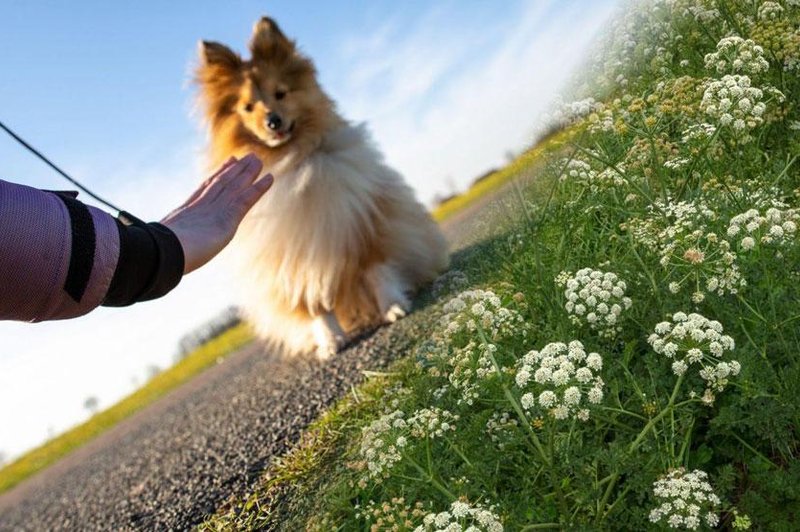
196;17;449;358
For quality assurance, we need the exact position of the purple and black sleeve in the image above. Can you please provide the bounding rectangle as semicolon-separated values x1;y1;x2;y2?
0;179;184;322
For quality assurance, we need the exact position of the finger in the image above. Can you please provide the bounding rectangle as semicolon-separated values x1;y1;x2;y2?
209;156;239;181
181;156;240;208
226;153;264;191
194;155;258;205
235;173;274;213
199;156;239;191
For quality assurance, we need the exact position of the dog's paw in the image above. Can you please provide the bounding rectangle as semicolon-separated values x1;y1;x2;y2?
315;334;346;360
311;312;347;360
383;303;409;324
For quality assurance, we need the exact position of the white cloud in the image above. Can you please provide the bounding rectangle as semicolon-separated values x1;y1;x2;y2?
326;0;618;204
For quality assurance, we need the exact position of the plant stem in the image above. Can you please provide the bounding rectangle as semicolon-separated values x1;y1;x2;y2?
595;375;685;524
405;454;456;501
476;328;571;520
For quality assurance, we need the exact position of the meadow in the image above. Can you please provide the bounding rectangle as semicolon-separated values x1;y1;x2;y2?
202;1;800;529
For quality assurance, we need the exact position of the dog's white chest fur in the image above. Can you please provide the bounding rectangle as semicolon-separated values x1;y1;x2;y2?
233;124;448;356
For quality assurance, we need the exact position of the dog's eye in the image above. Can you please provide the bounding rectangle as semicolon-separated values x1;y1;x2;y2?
275;90;287;101
244;103;255;112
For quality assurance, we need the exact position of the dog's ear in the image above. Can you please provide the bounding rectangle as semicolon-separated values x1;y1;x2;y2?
249;17;294;59
199;40;242;71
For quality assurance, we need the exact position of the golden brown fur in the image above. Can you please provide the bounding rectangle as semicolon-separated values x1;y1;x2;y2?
195;17;449;357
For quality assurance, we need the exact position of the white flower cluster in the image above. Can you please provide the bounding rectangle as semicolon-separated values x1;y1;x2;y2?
485;411;519;449
415;500;503;532
550;97;603;127
587;105;617;134
680;1;720;23
515;341;604;421
647;312;739;403
556;268;632;338
648;468;721;529
700;75;766;141
560;158;628;192
356;497;428;530
440;290;528;343
625;199;744;301
758;1;784;20
426;290;530;404
561;159;595;182
406;407;459;439
359;410;406;481
626;199;716;251
664;157;691;171
704;36;769;75
359;408;458;481
433;269;470;297
681;123;717;144
445;341;500;405
727;207;799;251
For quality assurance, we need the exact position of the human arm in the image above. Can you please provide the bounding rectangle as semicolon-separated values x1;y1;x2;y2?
0;154;269;321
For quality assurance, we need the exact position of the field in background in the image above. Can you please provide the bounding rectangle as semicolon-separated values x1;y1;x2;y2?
0;324;253;495
431;127;574;223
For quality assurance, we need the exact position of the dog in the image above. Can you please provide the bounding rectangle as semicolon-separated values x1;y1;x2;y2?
195;17;449;358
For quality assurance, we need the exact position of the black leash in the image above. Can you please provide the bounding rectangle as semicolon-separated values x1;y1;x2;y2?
0;119;144;225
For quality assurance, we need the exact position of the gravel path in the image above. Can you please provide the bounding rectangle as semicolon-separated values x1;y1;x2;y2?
0;192;503;531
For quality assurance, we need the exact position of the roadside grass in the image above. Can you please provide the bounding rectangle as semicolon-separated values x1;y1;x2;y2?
0;323;253;495
199;362;418;532
202;1;800;529
431;128;576;223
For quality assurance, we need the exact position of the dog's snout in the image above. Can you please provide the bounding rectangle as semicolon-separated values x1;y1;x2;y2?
266;112;283;131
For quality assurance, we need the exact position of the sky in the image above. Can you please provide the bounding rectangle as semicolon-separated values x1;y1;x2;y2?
0;0;619;460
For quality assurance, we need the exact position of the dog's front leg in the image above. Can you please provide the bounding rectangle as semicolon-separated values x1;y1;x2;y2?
311;311;346;359
371;264;412;324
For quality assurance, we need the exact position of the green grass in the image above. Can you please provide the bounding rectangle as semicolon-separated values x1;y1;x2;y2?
431;127;577;223
201;1;800;529
0;323;253;495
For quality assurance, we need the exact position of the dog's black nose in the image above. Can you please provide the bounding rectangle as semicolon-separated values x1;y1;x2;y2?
266;112;283;131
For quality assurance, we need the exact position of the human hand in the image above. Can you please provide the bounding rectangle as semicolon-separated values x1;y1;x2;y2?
161;153;272;274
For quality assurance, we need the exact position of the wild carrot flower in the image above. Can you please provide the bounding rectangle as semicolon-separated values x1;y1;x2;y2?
700;75;769;142
424;290;529;404
440;290;528;343
647;312;739;403
358;408;458;482
560;158;627;191
556;268;632;338
485;411;519;449
515;341;604;421
415;500;503;532
704;36;769;75
356;498;429;531
758;1;785;21
727;207;799;251
681;123;716;144
433;270;470;297
649;468;721;530
625;199;744;299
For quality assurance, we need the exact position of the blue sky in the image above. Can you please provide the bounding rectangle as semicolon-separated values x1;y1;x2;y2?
0;0;619;460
